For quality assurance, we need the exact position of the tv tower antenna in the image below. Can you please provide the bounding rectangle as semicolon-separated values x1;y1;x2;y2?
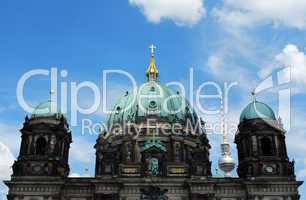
218;96;235;177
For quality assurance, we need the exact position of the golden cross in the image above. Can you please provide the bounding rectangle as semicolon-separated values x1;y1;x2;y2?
149;44;156;57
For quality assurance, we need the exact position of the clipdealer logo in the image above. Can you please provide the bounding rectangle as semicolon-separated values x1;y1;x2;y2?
253;66;292;131
16;67;240;136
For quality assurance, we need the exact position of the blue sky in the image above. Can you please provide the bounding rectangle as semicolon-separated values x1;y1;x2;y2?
1;0;306;199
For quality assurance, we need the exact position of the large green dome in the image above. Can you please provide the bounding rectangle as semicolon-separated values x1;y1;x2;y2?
107;81;199;126
239;100;276;123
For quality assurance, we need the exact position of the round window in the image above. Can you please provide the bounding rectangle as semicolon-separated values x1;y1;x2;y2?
115;106;121;114
149;100;157;108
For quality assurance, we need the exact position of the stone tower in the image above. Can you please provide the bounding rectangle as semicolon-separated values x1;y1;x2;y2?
12;100;72;177
236;98;295;178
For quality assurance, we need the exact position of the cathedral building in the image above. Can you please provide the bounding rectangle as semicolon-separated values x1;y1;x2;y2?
4;48;302;200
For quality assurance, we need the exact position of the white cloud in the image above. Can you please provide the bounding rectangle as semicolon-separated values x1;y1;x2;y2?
258;44;306;93
286;111;306;156
0;142;15;180
283;108;306;179
287;128;306;179
129;0;206;26
0;131;19;199
0;123;21;156
275;44;306;84
201;24;268;90
207;55;223;75
204;52;257;89
213;0;306;29
0;184;8;200
287;131;306;158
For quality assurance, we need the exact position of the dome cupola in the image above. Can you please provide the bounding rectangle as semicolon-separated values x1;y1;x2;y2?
106;45;200;130
239;100;276;123
31;101;61;118
106;81;199;128
31;90;62;118
95;45;211;178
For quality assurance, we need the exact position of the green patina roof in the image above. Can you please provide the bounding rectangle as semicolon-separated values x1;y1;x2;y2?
141;139;166;152
240;100;276;123
106;81;198;126
31;101;61;117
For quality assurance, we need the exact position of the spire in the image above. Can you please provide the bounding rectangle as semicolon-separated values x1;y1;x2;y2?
149;44;156;57
220;97;228;144
218;96;235;177
251;88;256;102
146;44;159;81
50;89;56;113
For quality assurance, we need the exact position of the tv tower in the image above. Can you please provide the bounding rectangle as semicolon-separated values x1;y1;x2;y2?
218;96;235;177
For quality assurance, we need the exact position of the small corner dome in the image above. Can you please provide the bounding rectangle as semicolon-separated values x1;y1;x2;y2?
239;100;276;123
31;101;61;118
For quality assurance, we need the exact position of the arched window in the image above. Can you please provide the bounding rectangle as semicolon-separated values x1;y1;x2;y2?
260;137;273;156
126;143;133;162
174;143;181;161
36;137;47;155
